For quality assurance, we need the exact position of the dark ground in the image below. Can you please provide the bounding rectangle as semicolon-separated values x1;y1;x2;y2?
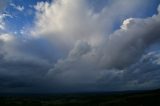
0;89;160;106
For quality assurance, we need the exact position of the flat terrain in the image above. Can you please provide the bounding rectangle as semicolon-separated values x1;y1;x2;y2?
0;89;160;106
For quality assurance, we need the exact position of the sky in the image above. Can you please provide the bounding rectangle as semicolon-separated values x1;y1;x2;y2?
0;0;160;93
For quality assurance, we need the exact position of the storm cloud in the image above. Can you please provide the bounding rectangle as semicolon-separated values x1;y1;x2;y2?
0;0;160;93
47;3;160;91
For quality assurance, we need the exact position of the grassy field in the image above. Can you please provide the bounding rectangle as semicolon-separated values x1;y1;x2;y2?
0;89;160;106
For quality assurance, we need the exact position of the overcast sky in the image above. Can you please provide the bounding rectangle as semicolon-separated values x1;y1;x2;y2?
0;0;160;93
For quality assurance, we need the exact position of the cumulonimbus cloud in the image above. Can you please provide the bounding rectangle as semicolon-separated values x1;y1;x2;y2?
47;3;160;91
32;0;150;50
0;0;160;92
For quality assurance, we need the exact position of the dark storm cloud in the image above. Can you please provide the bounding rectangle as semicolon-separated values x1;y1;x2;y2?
47;5;160;91
100;16;160;69
0;0;160;93
0;55;52;93
0;35;54;93
123;50;160;90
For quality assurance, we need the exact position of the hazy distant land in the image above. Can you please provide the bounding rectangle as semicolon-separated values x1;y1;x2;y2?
0;89;160;106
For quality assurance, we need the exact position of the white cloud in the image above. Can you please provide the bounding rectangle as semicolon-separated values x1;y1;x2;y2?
120;18;134;30
0;14;5;30
32;0;149;50
10;3;24;11
0;33;14;42
0;13;12;30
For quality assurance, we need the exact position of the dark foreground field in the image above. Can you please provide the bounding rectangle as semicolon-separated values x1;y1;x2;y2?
0;89;160;106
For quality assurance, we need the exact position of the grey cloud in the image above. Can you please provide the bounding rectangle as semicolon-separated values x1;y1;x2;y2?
122;51;160;90
0;0;160;93
0;60;51;93
0;0;9;12
47;5;160;91
0;35;54;93
100;15;160;69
